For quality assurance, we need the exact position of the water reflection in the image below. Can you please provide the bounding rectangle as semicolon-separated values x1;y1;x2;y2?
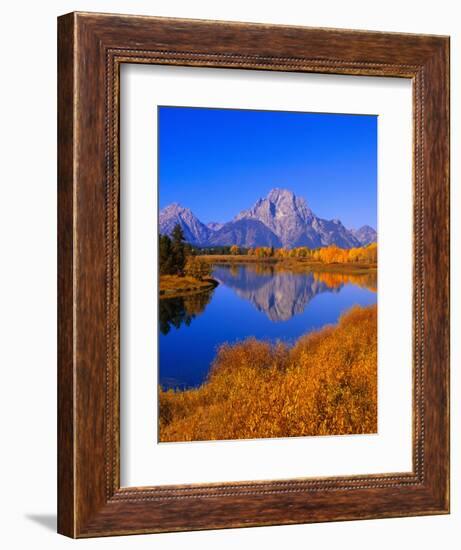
212;264;376;322
311;270;377;292
159;262;377;388
159;290;214;335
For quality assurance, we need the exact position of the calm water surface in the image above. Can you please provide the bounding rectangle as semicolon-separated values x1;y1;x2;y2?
159;263;377;389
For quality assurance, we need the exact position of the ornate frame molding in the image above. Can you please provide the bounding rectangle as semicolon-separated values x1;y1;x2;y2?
58;12;449;537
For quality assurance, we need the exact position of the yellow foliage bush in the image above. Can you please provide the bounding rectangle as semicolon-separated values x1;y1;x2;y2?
312;243;377;264
159;304;377;442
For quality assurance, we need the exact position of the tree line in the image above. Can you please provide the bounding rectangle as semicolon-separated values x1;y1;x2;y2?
198;242;378;264
159;224;211;280
160;224;377;271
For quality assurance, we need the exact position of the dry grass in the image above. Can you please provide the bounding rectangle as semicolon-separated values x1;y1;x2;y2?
201;254;279;264
159;304;377;442
276;258;377;274
159;275;217;298
200;254;377;273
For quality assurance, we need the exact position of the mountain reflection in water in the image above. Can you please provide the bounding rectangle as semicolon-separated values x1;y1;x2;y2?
158;262;377;389
159;264;377;330
212;263;376;322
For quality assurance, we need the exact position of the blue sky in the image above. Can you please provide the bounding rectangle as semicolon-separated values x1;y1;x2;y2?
158;106;377;230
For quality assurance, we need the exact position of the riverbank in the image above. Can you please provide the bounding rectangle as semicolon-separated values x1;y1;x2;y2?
200;254;377;275
159;304;377;442
159;275;218;299
279;259;377;275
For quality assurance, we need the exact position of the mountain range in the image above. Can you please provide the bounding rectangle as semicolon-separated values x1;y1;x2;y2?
213;265;340;321
159;188;377;249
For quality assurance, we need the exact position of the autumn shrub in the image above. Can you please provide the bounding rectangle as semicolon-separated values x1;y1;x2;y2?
159;304;377;442
183;256;212;280
312;243;378;264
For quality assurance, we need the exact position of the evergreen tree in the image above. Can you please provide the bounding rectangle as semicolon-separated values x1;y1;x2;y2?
171;223;186;273
159;234;175;275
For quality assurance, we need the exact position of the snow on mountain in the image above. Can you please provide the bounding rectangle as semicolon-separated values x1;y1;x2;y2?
351;225;378;246
206;221;224;231
159;189;375;249
235;188;361;248
207;219;282;248
159;203;212;245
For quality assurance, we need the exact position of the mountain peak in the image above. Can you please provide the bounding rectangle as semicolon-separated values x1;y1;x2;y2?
159;203;211;245
159;189;373;249
351;225;377;246
161;202;189;215
267;188;295;202
235;187;317;246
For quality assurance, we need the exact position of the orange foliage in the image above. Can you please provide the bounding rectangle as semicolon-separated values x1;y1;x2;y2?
254;247;274;258
159;304;377;442
312;243;377;264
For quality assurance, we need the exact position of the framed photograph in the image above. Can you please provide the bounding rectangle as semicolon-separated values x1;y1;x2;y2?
58;12;450;537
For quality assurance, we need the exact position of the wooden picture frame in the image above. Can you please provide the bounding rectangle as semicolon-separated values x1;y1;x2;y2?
57;12;450;538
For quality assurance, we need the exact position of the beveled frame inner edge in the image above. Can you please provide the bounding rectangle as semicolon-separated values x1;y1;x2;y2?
105;49;425;501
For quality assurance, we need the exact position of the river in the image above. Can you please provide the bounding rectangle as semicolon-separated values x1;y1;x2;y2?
159;263;377;389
